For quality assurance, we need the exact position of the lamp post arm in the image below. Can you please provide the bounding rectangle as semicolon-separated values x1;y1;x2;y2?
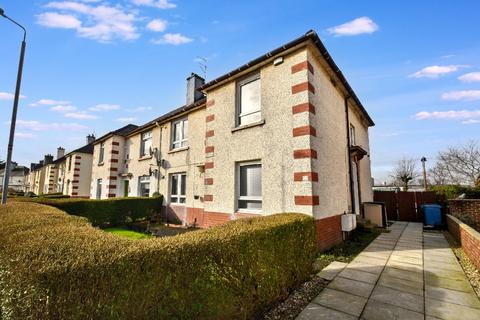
2;13;26;41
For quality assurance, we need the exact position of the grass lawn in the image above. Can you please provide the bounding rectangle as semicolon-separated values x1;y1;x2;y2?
316;226;386;270
104;227;153;240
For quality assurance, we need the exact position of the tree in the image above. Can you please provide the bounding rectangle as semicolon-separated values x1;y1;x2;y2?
431;140;480;187
391;158;420;191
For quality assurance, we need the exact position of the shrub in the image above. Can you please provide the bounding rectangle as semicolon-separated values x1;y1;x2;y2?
14;196;164;226
430;185;480;200
0;202;316;320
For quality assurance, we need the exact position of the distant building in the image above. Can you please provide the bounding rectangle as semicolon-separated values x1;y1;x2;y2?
0;161;30;192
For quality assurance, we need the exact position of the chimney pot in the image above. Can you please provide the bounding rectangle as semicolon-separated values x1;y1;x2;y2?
186;73;205;105
44;154;54;165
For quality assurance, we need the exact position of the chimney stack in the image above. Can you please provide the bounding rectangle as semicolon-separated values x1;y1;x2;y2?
44;154;54;165
57;147;65;159
86;134;95;145
39;160;44;166
30;163;37;171
186;73;205;105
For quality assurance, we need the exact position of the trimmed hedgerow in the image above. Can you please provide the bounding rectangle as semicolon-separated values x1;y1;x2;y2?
15;196;163;226
0;202;317;320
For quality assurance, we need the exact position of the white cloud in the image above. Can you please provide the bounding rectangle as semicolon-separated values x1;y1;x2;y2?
126;106;152;112
39;1;140;42
115;117;137;122
410;65;468;78
64;111;98;120
0;92;26;100
459;72;480;83
37;12;82;29
30;98;71;107
16;120;87;131
327;17;379;36
89;103;120;111
415;109;480;120
131;0;176;9
146;18;167;32
15;132;37;139
462;119;480;125
152;33;192;45
441;90;480;101
50;105;77;112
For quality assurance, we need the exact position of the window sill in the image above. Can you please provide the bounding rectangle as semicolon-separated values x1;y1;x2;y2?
138;155;153;162
98;162;104;166
168;146;189;154
236;210;263;215
169;202;186;206
231;119;265;133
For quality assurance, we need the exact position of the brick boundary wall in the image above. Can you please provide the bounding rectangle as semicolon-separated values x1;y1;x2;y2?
447;214;480;270
448;199;480;231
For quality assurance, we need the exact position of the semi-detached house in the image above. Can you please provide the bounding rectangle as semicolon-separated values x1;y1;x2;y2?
89;30;375;249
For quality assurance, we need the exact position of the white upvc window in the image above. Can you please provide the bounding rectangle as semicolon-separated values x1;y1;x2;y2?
139;176;150;197
96;178;102;199
237;161;262;211
99;142;105;164
171;118;188;150
349;124;356;146
140;131;152;157
236;73;261;126
170;172;186;204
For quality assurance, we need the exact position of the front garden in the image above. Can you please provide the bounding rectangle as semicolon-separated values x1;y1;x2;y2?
0;201;317;319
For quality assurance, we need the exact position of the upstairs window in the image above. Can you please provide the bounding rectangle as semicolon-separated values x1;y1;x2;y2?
68;156;72;171
236;73;261;126
170;173;186;204
99;142;105;164
171;118;188;149
140;131;152;157
237;162;262;211
349;124;356;146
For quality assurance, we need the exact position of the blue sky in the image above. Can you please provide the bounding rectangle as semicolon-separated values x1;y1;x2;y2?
1;0;479;183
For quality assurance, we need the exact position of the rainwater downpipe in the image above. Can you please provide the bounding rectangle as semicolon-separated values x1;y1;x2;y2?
345;96;355;214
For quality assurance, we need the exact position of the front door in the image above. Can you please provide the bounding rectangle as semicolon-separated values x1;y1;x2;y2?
123;180;129;197
352;161;360;215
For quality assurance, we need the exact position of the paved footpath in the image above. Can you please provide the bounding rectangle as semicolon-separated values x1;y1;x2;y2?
297;221;480;320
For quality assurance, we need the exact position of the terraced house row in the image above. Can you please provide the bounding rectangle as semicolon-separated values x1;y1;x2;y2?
27;31;375;248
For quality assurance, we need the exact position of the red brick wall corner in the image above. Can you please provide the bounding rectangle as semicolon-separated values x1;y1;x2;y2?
315;215;343;251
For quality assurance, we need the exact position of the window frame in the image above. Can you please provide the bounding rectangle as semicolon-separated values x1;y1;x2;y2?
235;72;261;127
98;142;105;164
169;172;187;204
236;160;262;213
138;175;150;197
96;178;102;199
170;118;188;150
349;124;356;146
140;131;153;157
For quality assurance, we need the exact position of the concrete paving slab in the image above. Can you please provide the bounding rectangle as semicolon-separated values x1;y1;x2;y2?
426;285;480;309
338;268;380;284
361;299;424;320
386;259;423;273
382;266;423;283
352;255;388;266
425;273;474;292
313;288;367;317
370;285;424;313
389;254;423;266
317;261;348;281
426;298;480;320
345;261;385;275
378;273;424;296
296;303;357;320
329;276;375;298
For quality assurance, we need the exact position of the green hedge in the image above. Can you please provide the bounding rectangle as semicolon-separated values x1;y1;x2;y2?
0;202;317;319
430;185;480;199
15;196;163;226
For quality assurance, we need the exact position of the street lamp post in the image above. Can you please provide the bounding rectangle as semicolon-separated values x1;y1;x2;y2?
421;157;427;192
1;8;26;204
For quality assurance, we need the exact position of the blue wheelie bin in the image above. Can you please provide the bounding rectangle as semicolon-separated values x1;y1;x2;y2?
422;204;442;227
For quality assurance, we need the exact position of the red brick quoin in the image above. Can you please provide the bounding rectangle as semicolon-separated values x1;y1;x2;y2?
293;149;318;159
291;61;314;74
292;102;316;115
291;82;315;94
293;125;316;137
